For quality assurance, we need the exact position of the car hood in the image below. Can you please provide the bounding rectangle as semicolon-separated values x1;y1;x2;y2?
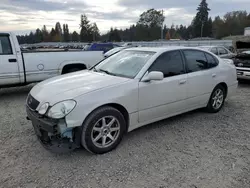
30;70;130;105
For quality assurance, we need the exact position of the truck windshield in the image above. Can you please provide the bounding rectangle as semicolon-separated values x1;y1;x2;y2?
94;50;155;78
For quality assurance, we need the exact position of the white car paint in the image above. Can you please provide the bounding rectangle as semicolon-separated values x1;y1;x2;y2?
29;47;238;132
0;32;104;87
199;46;235;59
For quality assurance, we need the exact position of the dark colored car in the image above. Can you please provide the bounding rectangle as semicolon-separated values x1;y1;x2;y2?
87;43;120;53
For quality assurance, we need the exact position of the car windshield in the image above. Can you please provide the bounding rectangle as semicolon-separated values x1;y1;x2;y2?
94;50;155;78
104;47;124;57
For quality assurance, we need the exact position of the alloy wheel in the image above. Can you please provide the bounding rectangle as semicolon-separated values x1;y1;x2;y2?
91;116;120;148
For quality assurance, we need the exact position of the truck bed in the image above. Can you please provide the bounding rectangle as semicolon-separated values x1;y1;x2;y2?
22;50;104;83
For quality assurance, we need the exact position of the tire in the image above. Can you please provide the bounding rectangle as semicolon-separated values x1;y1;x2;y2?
206;85;226;113
81;106;126;154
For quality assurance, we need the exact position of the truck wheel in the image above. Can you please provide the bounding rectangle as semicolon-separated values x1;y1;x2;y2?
206;85;225;113
81;106;126;154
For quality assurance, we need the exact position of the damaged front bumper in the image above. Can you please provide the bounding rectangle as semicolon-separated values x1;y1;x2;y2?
26;106;81;153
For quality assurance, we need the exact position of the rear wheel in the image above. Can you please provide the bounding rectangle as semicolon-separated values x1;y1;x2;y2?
81;106;126;154
206;85;225;113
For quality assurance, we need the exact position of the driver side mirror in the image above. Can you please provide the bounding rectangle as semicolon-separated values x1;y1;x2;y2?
142;71;164;82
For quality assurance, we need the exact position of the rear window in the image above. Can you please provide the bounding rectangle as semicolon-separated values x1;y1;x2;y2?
0;35;12;54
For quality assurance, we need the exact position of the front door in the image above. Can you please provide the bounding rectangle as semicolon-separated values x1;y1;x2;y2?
0;34;20;85
138;50;188;123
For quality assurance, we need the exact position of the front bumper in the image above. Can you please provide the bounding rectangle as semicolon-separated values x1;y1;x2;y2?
26;106;81;153
237;68;250;80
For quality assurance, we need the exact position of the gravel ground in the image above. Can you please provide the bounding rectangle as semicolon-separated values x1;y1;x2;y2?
0;82;250;188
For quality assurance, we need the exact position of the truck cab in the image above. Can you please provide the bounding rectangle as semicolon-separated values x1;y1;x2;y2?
0;33;24;86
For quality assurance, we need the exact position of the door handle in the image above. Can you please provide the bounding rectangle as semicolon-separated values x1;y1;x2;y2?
9;59;17;63
212;74;216;78
179;80;187;85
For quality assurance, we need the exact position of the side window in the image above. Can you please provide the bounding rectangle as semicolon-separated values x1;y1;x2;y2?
0;36;13;54
183;50;207;73
218;47;228;55
205;53;218;68
148;50;185;78
211;48;218;55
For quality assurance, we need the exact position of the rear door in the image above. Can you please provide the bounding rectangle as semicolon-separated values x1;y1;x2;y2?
0;34;20;85
182;50;218;108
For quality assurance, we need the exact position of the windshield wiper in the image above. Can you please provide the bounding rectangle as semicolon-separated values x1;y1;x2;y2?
92;67;98;72
99;69;117;76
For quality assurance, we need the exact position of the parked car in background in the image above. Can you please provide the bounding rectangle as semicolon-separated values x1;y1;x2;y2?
26;47;238;154
199;46;236;59
0;32;104;88
233;50;250;80
86;43;120;53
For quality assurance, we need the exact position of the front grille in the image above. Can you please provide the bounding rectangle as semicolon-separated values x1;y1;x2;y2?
237;69;250;72
27;94;40;110
234;59;250;68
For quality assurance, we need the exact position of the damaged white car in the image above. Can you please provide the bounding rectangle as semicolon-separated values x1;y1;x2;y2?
26;47;238;154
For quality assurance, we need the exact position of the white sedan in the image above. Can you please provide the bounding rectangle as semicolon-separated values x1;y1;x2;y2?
26;47;238;154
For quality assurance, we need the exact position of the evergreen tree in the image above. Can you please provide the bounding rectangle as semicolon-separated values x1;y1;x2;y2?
63;24;70;42
55;22;62;41
72;31;79;42
34;28;43;43
108;28;121;42
192;0;211;37
91;22;100;41
79;14;93;42
50;28;57;42
41;25;49;42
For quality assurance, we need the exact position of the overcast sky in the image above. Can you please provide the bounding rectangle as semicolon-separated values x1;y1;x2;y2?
1;0;249;35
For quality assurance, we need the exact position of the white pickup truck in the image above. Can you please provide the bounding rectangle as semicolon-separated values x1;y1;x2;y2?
0;32;104;87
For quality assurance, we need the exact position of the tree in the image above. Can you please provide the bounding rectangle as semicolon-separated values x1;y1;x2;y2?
55;22;62;41
137;9;164;27
108;28;121;42
79;14;93;42
71;31;79;42
41;25;49;42
63;24;70;42
165;30;171;40
136;9;165;40
34;28;43;43
192;0;211;37
91;22;100;41
50;28;57;42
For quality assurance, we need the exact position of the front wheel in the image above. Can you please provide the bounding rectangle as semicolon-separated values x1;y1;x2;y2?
81;106;126;154
206;85;225;113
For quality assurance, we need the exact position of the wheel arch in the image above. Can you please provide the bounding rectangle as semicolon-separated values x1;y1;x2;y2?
59;60;87;74
83;103;130;132
216;82;228;98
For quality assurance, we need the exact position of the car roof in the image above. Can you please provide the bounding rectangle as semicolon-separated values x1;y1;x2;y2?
124;46;207;53
199;45;226;48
